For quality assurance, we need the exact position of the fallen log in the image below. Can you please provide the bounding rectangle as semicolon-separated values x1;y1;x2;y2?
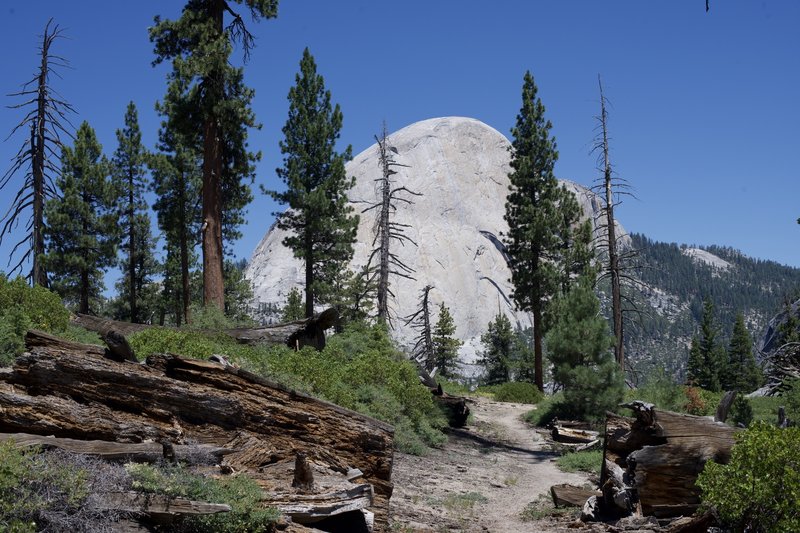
598;401;738;520
72;308;339;351
551;426;599;444
2;330;394;531
93;491;231;522
550;484;601;508
0;432;232;463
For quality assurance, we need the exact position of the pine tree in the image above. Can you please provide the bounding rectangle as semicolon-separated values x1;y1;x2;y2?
149;101;202;326
111;102;154;323
268;49;358;317
1;19;74;285
686;298;725;391
149;0;275;310
479;312;515;385
404;285;434;371
503;71;567;391
43;122;116;313
724;313;762;392
545;276;624;422
281;287;304;322
432;303;462;379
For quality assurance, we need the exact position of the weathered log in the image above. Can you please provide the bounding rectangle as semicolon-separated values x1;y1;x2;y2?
434;391;470;428
93;491;231;521
550;484;601;508
599;401;738;520
551;426;599;444
2;331;394;531
0;432;232;462
72;308;339;351
714;390;737;423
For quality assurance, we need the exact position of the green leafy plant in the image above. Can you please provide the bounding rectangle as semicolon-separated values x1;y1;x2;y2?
729;395;754;427
479;381;543;404
697;421;800;532
556;450;602;475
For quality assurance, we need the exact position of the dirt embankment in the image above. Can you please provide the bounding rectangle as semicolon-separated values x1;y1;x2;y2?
389;396;591;532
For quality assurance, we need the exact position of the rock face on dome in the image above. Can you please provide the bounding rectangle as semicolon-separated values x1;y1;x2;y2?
246;117;622;374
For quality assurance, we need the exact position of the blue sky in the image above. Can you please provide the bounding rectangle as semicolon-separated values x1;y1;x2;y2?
1;1;799;284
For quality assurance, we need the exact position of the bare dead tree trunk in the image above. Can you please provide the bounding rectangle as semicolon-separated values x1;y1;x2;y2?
1;19;73;285
598;76;624;372
364;122;419;325
201;0;226;311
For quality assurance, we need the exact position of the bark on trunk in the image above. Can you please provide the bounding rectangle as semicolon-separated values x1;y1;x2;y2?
128;170;137;323
532;300;544;392
598;401;738;519
201;0;225;311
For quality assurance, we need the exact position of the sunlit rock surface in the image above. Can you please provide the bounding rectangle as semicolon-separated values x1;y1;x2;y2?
246;117;622;375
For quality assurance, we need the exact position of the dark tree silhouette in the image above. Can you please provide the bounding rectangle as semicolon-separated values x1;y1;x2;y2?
1;19;74;285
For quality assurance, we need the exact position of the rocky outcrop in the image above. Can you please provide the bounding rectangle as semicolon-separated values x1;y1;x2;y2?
246;117;624;373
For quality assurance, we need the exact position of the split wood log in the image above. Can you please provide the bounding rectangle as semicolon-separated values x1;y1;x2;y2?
550;484;601;508
598;401;738;520
72;308;339;351
93;491;230;522
2;330;394;531
0;432;232;462
551;426;599;444
418;368;470;428
714;390;737;423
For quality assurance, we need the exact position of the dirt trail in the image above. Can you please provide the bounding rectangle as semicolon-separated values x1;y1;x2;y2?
389;396;591;532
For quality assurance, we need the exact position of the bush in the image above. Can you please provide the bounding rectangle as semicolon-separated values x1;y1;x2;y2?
730;395;754;427
0;276;70;366
697;421;800;532
126;463;278;532
625;370;685;412
0;442;128;532
556;449;602;475
523;392;566;427
479;381;543;404
128;321;448;455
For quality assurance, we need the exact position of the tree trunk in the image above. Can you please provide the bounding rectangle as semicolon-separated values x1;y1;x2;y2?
201;0;225;311
304;240;314;318
376;132;391;322
128;169;137;323
178;169;191;325
599;78;624;371
532;300;544;392
80;268;90;314
599;401;738;519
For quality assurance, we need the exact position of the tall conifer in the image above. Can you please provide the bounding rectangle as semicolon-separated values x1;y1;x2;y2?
503;71;563;391
268;49;358;317
432;303;462;379
149;0;276;309
43;122;116;313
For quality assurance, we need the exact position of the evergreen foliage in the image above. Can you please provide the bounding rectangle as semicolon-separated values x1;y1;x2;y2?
545;277;624;422
479;312;515;385
503;71;582;391
111;102;158;323
223;258;254;325
268;49;358;317
431;303;462;379
724;313;762;392
43;122;117;314
281;287;304;322
686;298;726;391
149;0;273;309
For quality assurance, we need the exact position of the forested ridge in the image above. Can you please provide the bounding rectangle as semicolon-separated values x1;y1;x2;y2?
622;233;800;378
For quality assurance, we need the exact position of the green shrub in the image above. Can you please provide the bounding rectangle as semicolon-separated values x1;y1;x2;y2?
0;276;70;366
125;463;278;532
556;450;602;475
128;321;448;455
730;395;754;427
697;421;800;532
0;442;128;531
479;381;543;404
625;370;685;412
523;392;566;427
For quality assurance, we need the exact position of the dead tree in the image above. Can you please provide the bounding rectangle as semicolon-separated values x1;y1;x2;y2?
591;76;643;376
362;122;420;325
404;285;435;372
1;19;74;285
